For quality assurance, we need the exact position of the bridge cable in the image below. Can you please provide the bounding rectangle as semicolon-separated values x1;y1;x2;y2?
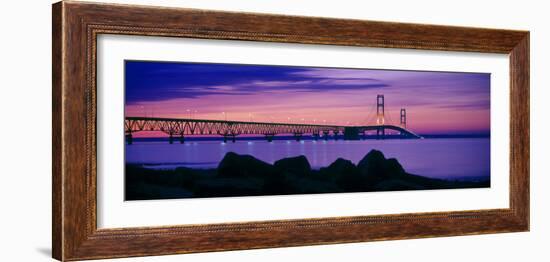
360;103;378;126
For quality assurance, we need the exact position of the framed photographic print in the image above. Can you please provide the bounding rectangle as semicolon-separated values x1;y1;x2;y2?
52;1;529;261
123;60;492;201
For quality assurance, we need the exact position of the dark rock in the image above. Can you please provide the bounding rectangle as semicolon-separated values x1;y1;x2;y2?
217;152;275;177
274;155;311;176
357;149;386;176
373;179;424;191
321;158;363;191
323;158;359;177
357;150;406;180
174;166;196;176
384;158;406;175
283;176;341;194
193;177;264;197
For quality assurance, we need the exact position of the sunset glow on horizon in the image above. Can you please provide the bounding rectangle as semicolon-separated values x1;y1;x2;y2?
125;61;490;136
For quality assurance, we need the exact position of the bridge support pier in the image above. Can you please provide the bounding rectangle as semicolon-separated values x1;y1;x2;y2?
376;127;385;140
125;133;133;145
323;131;330;140
313;132;320;140
344;127;360;140
265;134;275;142
179;133;185;144
169;133;174;144
223;134;236;143
294;133;303;142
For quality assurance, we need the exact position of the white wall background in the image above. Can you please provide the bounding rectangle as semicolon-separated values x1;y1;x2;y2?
0;0;546;261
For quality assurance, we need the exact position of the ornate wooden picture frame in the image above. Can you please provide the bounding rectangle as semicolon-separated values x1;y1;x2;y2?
52;1;529;261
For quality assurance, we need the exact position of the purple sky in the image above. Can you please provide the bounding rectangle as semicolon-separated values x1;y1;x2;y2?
125;61;490;135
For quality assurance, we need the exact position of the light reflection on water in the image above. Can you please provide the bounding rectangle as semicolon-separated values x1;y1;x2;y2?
126;138;490;179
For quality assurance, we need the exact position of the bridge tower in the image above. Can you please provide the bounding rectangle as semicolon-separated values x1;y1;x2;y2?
376;95;385;125
400;108;406;128
125;132;133;145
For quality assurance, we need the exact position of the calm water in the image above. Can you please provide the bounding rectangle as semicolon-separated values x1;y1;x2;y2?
126;138;490;180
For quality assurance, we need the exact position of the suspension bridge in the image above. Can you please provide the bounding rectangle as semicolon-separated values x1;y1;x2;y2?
124;95;422;144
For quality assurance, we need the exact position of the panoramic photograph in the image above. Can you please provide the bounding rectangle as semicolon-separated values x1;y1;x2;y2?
124;60;491;200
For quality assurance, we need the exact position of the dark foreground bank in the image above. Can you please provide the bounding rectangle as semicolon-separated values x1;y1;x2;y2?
125;150;490;200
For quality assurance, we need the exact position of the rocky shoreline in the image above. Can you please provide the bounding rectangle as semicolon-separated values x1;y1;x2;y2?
126;149;490;200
